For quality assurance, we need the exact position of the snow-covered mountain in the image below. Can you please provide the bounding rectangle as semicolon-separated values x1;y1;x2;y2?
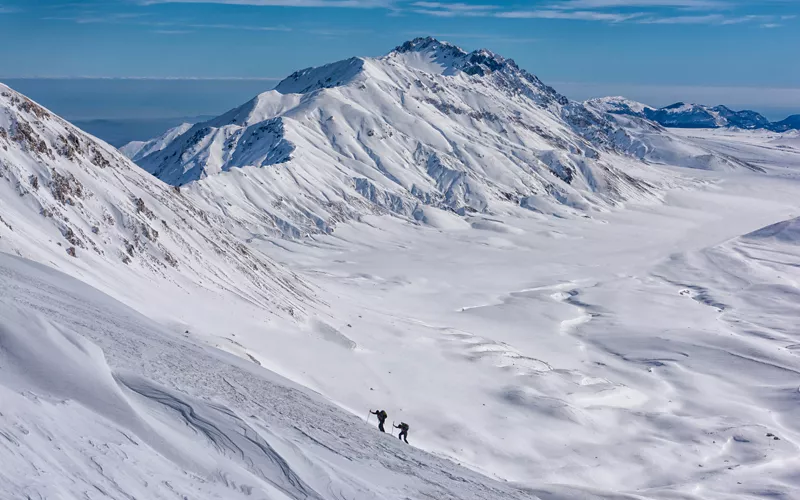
6;45;800;500
128;38;765;237
120;121;193;162
588;96;796;132
0;84;309;320
648;102;771;129
772;114;800;133
585;97;765;172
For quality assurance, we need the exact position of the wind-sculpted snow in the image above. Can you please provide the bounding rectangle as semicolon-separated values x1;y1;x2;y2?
744;217;800;243
0;253;542;500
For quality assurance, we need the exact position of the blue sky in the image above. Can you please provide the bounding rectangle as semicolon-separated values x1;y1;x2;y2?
1;0;799;114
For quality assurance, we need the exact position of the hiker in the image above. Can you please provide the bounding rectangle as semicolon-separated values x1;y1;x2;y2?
370;409;388;432
394;422;409;443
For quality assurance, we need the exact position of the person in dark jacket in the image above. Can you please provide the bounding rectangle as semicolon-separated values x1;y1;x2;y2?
394;422;409;443
370;409;388;432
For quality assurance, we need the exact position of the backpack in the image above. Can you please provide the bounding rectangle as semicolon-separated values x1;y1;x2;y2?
378;410;387;420
400;422;409;431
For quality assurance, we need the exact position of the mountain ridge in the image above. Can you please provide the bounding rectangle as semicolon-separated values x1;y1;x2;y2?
128;37;760;238
0;83;311;321
587;96;799;131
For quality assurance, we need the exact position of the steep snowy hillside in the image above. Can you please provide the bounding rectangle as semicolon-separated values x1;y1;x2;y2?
0;84;309;321
0;253;540;500
135;38;701;235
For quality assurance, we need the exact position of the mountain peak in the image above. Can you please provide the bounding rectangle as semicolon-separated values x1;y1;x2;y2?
391;37;467;58
387;36;519;78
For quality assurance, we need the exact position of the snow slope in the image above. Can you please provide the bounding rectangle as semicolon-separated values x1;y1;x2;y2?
5;47;800;499
237;133;800;497
132;37;776;237
0;83;310;326
6;126;800;498
0;252;543;500
119;121;193;162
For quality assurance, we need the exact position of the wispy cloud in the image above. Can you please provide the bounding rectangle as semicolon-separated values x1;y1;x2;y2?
497;9;643;22
139;0;390;7
40;0;800;28
43;12;291;31
186;22;290;30
3;76;283;81
410;1;498;17
43;12;147;24
637;13;722;23
760;23;781;28
153;29;194;33
304;27;374;35
407;0;798;26
548;0;727;9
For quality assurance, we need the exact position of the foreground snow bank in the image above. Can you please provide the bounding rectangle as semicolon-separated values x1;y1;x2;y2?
0;252;546;500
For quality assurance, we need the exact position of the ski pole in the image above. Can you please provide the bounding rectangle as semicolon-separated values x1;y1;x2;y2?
366;411;371;424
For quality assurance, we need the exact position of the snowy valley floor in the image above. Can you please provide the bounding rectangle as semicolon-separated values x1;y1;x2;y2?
4;129;800;499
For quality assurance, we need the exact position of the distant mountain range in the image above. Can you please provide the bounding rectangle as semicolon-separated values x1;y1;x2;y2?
587;97;800;132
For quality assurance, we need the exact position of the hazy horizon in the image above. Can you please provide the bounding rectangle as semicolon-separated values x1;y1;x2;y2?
4;77;799;147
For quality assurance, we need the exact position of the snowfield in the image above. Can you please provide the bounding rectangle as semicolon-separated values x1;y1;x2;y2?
3;38;800;499
0;254;540;500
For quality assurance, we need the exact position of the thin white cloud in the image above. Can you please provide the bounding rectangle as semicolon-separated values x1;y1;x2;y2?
549;0;726;8
304;27;375;35
638;13;789;25
140;0;390;7
638;13;723;23
412;1;497;11
760;23;781;28
153;29;195;33
411;1;498;16
43;13;291;31
497;9;643;22
720;14;770;24
186;22;290;30
3;76;283;81
43;12;147;23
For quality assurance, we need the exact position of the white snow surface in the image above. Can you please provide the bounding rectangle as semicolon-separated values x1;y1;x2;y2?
0;254;540;500
586;96;654;115
4;54;800;499
134;38;757;236
0;83;310;327
120;122;193;162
